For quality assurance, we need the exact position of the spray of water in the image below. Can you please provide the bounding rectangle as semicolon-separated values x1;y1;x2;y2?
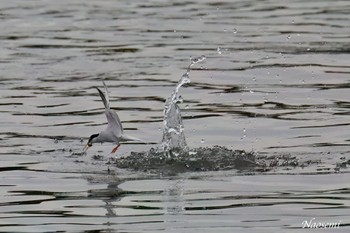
162;55;206;152
112;56;306;174
109;56;320;174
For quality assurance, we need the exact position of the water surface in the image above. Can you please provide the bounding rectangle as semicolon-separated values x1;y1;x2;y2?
0;0;349;232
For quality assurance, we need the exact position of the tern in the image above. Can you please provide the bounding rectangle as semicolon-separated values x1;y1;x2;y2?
83;81;140;153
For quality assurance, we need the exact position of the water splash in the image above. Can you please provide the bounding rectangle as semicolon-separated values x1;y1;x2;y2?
161;55;206;152
115;146;257;175
109;53;324;174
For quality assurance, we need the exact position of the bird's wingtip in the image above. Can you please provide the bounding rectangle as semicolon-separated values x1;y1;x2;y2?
95;86;103;95
102;81;108;91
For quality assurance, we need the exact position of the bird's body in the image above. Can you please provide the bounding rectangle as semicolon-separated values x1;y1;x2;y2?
84;81;140;153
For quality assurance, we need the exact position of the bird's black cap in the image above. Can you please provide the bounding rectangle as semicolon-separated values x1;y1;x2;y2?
87;133;99;146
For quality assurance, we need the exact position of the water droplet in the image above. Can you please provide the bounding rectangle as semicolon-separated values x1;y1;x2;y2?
185;105;189;109
286;35;291;40
233;28;237;34
224;28;227;32
177;95;184;103
181;73;190;84
190;55;206;64
252;77;256;82
311;71;315;79
180;125;184;132
189;151;197;155
243;128;246;133
168;128;180;135
292;20;295;24
249;90;254;94
201;139;205;144
217;47;222;54
307;47;311;51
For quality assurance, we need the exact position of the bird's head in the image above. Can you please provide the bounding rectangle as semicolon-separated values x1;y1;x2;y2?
83;133;99;152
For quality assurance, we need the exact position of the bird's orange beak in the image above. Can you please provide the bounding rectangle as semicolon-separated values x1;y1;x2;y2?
83;143;91;153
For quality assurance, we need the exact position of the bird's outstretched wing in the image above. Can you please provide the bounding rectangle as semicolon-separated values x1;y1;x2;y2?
96;82;123;138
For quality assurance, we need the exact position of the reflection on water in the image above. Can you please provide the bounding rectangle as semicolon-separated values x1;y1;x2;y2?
1;168;349;232
0;0;350;232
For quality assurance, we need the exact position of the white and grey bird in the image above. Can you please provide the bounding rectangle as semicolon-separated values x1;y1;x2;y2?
83;81;140;153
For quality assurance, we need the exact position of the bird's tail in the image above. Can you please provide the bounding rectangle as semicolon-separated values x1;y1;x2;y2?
120;135;143;142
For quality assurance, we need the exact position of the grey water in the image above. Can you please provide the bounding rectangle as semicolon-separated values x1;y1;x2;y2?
0;0;350;232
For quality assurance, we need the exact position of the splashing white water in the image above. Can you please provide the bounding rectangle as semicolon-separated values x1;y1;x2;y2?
162;56;206;152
